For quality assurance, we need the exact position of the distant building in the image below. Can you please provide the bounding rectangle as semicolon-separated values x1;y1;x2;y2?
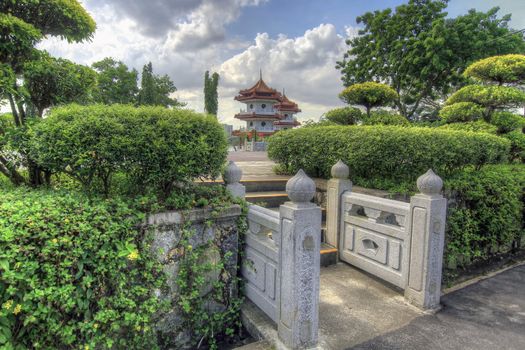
233;73;300;137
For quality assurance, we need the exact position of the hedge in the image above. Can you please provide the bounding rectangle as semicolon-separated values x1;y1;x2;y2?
444;164;525;269
29;104;228;197
268;126;511;180
0;188;167;349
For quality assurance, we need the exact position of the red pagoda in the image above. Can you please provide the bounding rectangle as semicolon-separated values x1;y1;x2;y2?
233;73;301;137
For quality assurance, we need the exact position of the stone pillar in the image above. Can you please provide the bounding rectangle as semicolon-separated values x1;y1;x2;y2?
325;160;352;250
278;170;322;349
224;161;245;199
405;169;447;310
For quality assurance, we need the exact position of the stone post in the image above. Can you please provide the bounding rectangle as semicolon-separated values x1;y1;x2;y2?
405;169;447;310
278;169;322;349
325;160;352;250
224;161;245;199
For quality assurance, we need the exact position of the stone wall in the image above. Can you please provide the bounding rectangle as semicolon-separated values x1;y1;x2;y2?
145;205;242;349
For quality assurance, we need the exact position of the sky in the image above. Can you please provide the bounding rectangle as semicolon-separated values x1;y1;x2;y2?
35;0;525;126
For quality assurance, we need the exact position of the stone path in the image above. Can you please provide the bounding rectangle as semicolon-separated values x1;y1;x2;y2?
227;151;289;180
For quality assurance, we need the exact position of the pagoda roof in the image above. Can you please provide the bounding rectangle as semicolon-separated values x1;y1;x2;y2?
234;112;282;121
235;74;282;102
274;119;301;126
274;94;301;113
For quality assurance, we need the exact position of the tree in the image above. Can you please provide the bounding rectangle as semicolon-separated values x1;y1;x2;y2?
24;55;97;117
92;57;138;104
204;71;219;116
324;107;363;125
336;2;525;119
138;62;182;108
339;82;398;117
0;0;96;186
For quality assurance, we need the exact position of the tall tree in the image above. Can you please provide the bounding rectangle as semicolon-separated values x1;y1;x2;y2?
92;57;138;104
0;0;96;185
204;71;219;116
336;1;525;119
138;62;182;108
339;82;398;117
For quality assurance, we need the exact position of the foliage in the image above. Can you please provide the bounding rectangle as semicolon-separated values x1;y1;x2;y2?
23;55;97;117
361;110;409;126
444;164;525;269
438;120;498;134
138;62;182;108
324;107;363;125
446;85;525;112
438;102;485;123
92;57;139;105
0;187;167;349
267;125;510;180
336;2;525;119
490;111;525;134
0;13;42;72
502;130;525;162
29;104;228;198
204;71;220;116
464;54;525;84
339;82;398;116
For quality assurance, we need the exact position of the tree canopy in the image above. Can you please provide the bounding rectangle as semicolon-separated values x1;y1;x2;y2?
138;62;182;108
464;54;525;85
324;106;362;125
92;57;138;105
204;71;219;116
336;1;525;119
339;82;398;116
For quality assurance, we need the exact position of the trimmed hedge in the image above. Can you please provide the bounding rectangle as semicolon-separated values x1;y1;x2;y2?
268;126;511;180
0;188;166;349
29;104;227;197
444;164;525;269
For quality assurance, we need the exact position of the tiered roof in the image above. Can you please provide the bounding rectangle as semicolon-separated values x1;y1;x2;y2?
274;93;301;113
234;76;281;102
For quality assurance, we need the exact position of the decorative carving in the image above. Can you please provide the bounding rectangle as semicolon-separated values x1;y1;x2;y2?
364;207;382;222
416;169;443;196
362;239;379;254
286;169;316;203
223;160;242;184
331;160;350;179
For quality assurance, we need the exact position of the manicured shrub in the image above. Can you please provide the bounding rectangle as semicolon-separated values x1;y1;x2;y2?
502;130;525;162
490;111;525;133
464;54;525;84
339;82;398;116
438;120;498;134
0;188;167;349
29;104;228;197
324;107;363;125
267;125;510;180
446;85;525;110
444;164;525;269
438;102;485;123
361;110;409;126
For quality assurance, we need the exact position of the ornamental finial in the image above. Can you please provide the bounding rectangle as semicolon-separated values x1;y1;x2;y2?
259;68;262;80
286;169;316;203
223;161;242;184
416;169;443;196
331;160;350;179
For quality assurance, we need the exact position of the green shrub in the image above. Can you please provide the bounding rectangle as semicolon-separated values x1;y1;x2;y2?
0;188;167;349
361;110;409;126
324;107;363;125
29;104;228;197
446;85;525;109
502;130;525;162
438;102;485;123
444;164;525;269
438;120;498;134
490;111;525;133
268;125;510;180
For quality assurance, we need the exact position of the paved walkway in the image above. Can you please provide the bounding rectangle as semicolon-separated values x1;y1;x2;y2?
317;263;525;350
227;151;288;180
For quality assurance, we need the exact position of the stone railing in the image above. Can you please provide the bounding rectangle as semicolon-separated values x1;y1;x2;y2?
224;162;322;349
326;160;447;310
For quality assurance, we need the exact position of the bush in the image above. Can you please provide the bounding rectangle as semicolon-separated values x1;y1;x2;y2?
267;125;510;180
438;102;485;123
444;164;525;269
490;111;525;133
464;54;525;84
438;120;498;134
0;188;167;349
446;85;525;109
324;107;363;125
29;104;228;197
503;130;525;162
361;110;409;126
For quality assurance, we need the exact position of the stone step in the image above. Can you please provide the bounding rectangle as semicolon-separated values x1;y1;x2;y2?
320;243;338;267
199;178;288;192
246;191;289;207
232;340;272;350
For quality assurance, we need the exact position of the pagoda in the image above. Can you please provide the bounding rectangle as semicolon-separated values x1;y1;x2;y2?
234;73;301;137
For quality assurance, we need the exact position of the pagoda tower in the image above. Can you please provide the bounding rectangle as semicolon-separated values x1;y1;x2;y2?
234;73;301;137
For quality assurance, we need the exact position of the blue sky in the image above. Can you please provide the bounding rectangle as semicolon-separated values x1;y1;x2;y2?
33;0;525;125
